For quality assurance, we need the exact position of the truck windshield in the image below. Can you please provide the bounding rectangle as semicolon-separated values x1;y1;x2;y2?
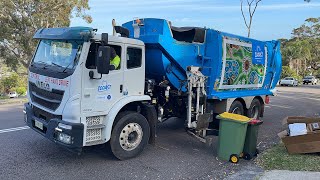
32;39;83;70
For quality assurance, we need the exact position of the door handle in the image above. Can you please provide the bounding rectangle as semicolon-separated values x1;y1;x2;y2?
120;85;123;93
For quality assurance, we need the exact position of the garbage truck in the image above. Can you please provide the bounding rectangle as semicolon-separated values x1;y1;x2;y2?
24;18;282;160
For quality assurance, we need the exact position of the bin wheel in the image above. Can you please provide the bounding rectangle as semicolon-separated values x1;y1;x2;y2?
244;153;252;160
255;149;260;156
230;154;239;163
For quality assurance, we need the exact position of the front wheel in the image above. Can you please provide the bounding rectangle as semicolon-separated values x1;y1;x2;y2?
110;111;150;160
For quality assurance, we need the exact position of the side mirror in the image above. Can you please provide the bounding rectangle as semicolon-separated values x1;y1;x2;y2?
96;46;111;74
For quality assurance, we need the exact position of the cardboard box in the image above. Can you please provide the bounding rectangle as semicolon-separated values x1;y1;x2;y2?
279;116;320;154
308;122;320;131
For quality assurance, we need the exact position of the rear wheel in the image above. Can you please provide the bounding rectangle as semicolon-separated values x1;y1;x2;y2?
248;98;262;119
229;100;244;115
110;111;150;160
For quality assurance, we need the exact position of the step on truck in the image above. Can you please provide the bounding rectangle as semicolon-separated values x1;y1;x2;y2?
24;18;281;160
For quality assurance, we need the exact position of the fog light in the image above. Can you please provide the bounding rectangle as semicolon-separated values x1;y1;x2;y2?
57;132;72;144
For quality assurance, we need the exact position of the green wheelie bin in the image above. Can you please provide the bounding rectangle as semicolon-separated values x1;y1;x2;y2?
217;113;251;163
243;119;263;160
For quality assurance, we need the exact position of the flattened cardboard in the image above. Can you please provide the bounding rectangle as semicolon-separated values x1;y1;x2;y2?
280;116;320;154
282;116;320;125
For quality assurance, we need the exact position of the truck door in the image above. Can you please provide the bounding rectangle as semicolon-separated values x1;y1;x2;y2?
123;45;145;96
81;42;124;114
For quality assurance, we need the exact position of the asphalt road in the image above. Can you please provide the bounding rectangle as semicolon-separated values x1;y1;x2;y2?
0;85;319;180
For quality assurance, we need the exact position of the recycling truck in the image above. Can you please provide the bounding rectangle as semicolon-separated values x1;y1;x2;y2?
24;18;281;160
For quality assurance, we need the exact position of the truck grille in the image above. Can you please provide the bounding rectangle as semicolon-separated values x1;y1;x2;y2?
32;106;62;122
29;82;64;111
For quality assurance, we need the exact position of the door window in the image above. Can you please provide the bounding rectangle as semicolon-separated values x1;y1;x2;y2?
86;43;122;70
126;47;142;69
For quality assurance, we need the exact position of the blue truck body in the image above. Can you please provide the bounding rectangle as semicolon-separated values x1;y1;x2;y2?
122;18;281;100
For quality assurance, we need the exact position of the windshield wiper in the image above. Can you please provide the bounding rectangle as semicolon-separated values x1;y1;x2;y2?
32;61;49;69
51;62;64;68
62;61;74;73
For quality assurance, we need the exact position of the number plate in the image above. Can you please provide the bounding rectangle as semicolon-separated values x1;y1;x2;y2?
35;120;43;130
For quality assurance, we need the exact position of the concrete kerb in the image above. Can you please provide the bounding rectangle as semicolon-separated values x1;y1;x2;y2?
258;170;320;180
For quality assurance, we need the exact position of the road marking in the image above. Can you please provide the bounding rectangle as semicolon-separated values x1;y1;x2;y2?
0;126;30;134
267;104;293;109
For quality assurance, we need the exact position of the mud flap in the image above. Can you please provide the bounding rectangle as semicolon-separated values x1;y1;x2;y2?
141;102;157;145
196;113;212;130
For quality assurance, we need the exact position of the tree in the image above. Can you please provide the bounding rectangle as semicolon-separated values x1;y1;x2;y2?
292;18;320;70
0;73;19;93
240;0;262;37
281;66;300;79
0;0;92;72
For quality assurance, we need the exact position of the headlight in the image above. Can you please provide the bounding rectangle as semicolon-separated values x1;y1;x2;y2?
57;132;72;144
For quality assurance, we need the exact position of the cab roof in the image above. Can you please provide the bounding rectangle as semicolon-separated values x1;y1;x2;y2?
33;27;94;40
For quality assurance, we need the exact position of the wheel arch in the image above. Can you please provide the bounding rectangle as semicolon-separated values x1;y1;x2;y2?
104;95;156;144
229;96;265;117
231;98;248;115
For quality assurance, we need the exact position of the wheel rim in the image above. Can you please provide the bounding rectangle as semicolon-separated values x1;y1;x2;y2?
232;107;242;115
119;123;143;151
231;156;238;163
251;105;259;119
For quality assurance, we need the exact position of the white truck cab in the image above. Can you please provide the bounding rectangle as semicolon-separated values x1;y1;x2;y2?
25;28;156;160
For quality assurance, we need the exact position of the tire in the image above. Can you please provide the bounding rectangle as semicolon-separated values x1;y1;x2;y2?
229;100;244;115
244;153;252;160
110;111;150;160
230;154;239;163
248;98;262;119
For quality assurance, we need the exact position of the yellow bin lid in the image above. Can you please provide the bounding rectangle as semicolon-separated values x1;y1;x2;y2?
217;112;251;123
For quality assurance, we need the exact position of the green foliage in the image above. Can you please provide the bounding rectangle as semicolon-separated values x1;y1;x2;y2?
281;66;301;80
281;17;320;77
15;86;27;95
256;143;320;171
0;73;19;93
0;73;27;94
0;0;92;72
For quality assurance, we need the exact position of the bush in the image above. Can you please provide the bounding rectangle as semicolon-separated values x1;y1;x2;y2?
15;87;27;95
281;66;302;80
0;73;19;93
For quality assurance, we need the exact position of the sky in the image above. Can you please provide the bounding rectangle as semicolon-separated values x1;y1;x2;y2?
70;0;320;41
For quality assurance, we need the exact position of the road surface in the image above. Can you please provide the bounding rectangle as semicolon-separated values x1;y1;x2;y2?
0;85;319;179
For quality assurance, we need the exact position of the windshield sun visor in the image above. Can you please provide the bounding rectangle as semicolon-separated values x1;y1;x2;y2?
33;27;94;41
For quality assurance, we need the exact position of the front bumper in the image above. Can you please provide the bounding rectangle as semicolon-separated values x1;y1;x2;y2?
24;103;84;152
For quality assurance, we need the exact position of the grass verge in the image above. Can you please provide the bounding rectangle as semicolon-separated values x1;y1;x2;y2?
256;143;320;171
0;98;28;105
